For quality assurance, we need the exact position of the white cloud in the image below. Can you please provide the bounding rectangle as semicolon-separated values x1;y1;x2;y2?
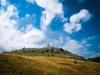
52;37;63;47
0;2;45;51
26;0;34;4
30;0;66;31
62;37;94;56
25;14;30;18
70;9;92;23
62;37;82;54
0;0;8;6
26;0;67;31
64;23;81;34
64;9;92;34
0;5;18;28
21;24;45;43
87;36;96;40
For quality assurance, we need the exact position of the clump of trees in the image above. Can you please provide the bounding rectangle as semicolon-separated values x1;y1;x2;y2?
59;48;64;52
22;47;25;52
88;56;100;63
3;51;8;53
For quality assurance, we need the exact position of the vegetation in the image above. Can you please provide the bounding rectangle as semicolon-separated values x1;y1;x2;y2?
88;56;100;63
1;46;100;75
10;46;85;60
0;53;100;75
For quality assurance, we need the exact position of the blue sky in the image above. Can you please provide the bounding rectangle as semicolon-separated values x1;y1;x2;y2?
0;0;99;58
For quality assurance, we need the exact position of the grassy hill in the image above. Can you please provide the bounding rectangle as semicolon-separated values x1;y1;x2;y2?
10;47;85;60
0;53;100;75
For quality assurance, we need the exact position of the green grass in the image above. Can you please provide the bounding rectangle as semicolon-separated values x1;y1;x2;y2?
0;53;100;75
10;47;85;60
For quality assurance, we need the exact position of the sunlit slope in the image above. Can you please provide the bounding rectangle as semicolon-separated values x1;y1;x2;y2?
0;53;100;75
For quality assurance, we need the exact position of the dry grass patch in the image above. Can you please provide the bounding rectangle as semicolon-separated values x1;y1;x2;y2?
0;53;100;75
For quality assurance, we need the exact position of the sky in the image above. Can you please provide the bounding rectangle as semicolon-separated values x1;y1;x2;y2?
0;0;100;58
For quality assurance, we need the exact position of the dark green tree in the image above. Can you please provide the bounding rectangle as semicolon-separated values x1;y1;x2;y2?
88;56;100;63
59;48;64;52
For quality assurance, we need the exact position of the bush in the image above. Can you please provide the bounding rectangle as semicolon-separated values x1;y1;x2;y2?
74;59;77;64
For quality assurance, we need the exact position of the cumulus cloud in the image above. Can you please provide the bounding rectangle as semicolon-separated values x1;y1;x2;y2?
35;0;66;30
0;0;8;6
26;0;67;31
0;0;67;52
62;37;95;56
64;23;81;34
70;9;92;23
50;37;63;47
25;14;30;18
0;2;45;51
64;9;92;34
62;37;82;54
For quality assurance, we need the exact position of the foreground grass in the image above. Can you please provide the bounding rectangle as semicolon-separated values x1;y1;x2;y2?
0;53;100;75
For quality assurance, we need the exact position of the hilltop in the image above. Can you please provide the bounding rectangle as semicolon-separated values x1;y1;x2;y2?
10;46;85;60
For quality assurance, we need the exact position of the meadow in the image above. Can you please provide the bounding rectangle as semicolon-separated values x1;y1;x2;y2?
0;53;100;75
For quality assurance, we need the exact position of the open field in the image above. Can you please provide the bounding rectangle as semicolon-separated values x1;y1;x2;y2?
0;53;100;75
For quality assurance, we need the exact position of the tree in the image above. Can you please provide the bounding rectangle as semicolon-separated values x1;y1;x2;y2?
23;47;25;49
59;48;64;52
88;56;100;63
47;44;50;47
22;47;25;52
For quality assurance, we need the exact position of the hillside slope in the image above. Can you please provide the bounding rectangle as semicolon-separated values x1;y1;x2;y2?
0;53;100;75
10;47;85;60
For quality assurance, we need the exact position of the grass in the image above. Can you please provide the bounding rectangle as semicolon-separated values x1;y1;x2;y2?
10;47;85;60
0;53;100;75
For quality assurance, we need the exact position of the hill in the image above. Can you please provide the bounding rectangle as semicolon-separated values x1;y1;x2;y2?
0;53;100;75
9;46;85;60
